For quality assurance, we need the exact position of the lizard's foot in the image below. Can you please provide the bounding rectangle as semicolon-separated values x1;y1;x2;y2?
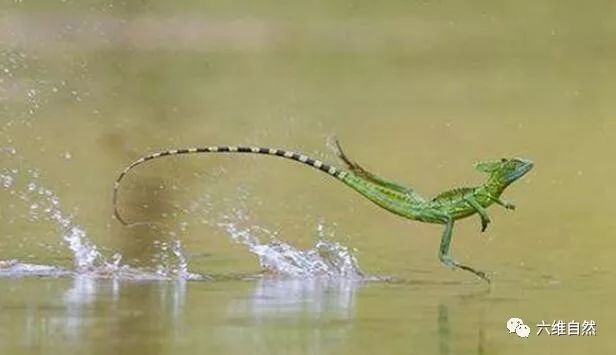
456;263;491;284
440;255;491;283
505;203;516;210
481;219;491;232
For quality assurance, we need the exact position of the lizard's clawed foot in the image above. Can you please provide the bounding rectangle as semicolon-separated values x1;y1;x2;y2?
481;219;491;232
440;256;491;283
504;202;516;210
457;263;491;284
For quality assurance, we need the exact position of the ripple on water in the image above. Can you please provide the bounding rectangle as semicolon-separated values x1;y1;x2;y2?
0;259;206;281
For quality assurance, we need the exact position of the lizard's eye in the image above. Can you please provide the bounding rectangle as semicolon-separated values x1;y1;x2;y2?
500;158;507;163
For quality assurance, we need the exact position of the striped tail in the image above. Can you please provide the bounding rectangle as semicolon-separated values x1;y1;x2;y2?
113;146;349;225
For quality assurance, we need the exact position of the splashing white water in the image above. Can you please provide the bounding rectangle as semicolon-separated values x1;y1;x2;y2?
0;149;201;280
152;238;193;279
218;208;364;279
2;146;366;281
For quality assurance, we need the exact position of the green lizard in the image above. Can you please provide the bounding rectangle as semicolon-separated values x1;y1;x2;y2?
113;140;533;283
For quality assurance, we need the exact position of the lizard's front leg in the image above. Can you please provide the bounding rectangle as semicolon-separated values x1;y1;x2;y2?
485;194;515;210
464;196;491;232
438;216;490;283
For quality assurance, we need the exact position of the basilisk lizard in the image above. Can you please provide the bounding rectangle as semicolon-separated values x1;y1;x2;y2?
113;140;533;283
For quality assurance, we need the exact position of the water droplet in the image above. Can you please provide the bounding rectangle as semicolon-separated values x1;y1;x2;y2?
0;174;14;188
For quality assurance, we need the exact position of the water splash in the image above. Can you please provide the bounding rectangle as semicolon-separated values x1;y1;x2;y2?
0;149;202;280
218;209;364;279
2;145;366;281
152;238;193;279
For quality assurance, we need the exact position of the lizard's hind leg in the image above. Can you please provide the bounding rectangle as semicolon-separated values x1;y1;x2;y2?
438;217;491;284
334;138;386;179
333;138;425;201
334;138;363;172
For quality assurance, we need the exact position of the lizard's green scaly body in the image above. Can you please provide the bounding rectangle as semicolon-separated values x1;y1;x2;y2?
113;141;533;283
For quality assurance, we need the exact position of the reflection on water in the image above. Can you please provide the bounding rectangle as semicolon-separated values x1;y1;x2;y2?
437;290;490;355
62;275;103;343
230;277;358;320
1;275;362;354
246;277;357;318
1;274;612;354
224;277;359;354
438;303;451;355
6;277;189;355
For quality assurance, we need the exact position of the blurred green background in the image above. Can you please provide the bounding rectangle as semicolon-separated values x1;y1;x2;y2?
0;1;614;354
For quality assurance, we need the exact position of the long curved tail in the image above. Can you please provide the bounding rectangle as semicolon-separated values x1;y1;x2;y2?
113;146;349;225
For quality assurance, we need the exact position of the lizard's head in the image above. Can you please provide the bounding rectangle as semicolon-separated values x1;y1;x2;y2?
474;157;534;185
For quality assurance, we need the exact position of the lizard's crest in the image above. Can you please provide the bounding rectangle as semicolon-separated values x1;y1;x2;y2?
475;157;534;185
474;160;502;173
